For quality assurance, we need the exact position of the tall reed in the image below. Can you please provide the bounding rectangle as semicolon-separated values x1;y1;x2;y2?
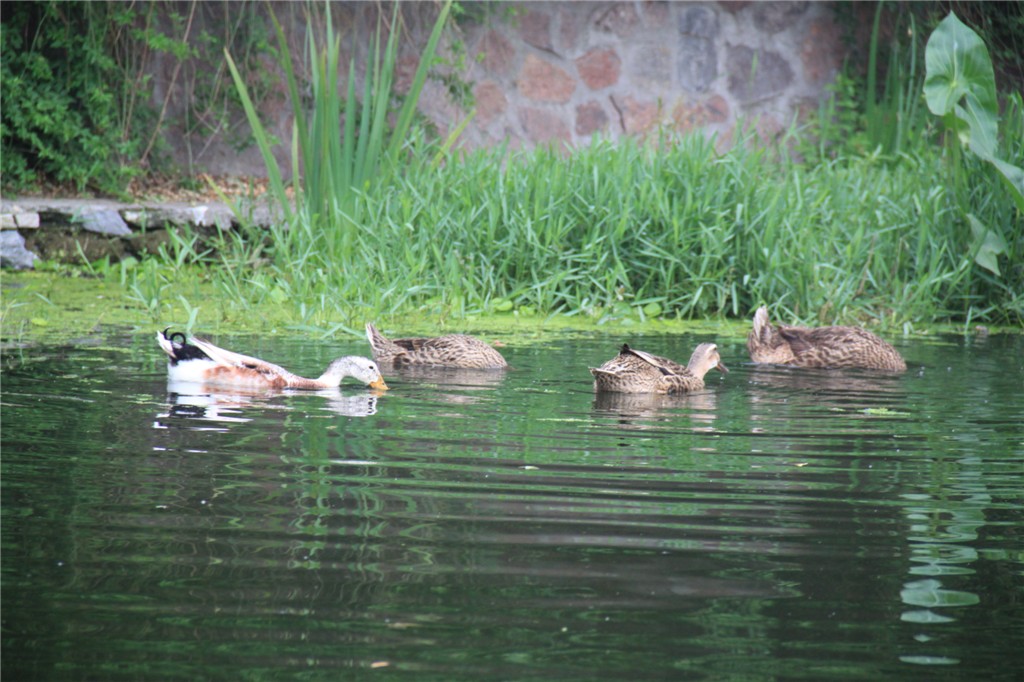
223;1;457;264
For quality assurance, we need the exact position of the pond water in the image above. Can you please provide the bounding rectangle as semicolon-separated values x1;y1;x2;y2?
2;329;1022;681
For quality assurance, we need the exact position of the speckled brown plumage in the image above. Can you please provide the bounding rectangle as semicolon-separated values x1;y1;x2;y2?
366;323;508;369
746;306;906;371
590;343;728;394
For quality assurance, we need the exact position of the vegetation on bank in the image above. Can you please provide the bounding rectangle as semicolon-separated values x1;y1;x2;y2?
2;4;1022;342
4;108;1021;340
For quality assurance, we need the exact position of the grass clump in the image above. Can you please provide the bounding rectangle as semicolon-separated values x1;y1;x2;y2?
188;122;1019;332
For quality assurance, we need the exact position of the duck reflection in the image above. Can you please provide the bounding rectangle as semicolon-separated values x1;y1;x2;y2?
158;389;255;427
155;380;381;428
592;390;718;430
386;365;507;405
743;364;912;439
745;364;908;409
314;389;381;417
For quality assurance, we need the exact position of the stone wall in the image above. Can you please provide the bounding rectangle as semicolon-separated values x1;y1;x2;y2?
150;1;846;176
455;1;843;151
0;198;275;270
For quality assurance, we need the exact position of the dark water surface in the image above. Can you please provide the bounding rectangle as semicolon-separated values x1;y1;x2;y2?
2;330;1022;681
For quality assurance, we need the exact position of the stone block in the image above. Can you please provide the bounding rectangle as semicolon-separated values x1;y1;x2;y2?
801;16;842;86
727;46;793;104
576;101;610;136
704;94;730;123
642;2;671;28
792;96;821;133
519;8;553;52
677;37;717;93
77;210;132;237
630;45;672;90
576;48;621;90
752;1;808;34
718;1;753;14
394;54;420;95
129;228;173;255
592;3;639;37
2;204;41;230
477;30;516;78
675;5;719;94
474;81;508;126
16;213;40;229
672;100;709;134
756;115;785;143
122;205;232;230
518;54;576;103
678;5;719;39
519;107;571;146
612;95;661;135
556;8;582;56
1;230;37;270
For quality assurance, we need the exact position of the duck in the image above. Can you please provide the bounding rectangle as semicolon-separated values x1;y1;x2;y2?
156;329;388;390
746;306;906;371
590;343;728;394
365;323;508;369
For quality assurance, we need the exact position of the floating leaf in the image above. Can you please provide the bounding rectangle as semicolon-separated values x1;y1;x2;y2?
863;407;911;416
642;301;663;318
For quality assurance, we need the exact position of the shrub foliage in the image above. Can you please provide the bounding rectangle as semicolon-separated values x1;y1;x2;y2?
0;2;147;193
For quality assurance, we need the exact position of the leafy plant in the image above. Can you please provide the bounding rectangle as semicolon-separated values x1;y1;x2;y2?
1;2;148;193
223;0;459;255
174;2;279;171
865;3;927;156
1;2;287;194
795;3;930;164
923;11;1024;277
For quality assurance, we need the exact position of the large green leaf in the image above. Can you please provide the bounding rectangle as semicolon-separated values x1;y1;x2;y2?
923;12;1024;213
923;12;998;159
966;213;1007;276
989;157;1024;214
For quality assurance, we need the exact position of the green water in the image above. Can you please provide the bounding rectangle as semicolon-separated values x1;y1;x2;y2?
2;330;1022;680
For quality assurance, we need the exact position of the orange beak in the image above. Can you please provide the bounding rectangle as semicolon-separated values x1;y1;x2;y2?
369;375;389;390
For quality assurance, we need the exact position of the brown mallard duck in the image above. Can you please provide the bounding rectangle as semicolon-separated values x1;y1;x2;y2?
365;323;508;369
746;306;906;371
590;343;728;394
157;329;388;390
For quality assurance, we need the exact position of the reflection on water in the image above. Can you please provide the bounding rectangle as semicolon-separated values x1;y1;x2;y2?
383;364;508;405
591;389;719;430
159;380;383;425
1;331;1021;680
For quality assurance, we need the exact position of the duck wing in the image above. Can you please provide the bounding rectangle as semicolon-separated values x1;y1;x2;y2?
190;337;291;378
621;346;686;376
778;326;872;367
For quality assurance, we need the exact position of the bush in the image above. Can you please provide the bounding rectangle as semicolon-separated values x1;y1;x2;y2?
0;2;148;194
